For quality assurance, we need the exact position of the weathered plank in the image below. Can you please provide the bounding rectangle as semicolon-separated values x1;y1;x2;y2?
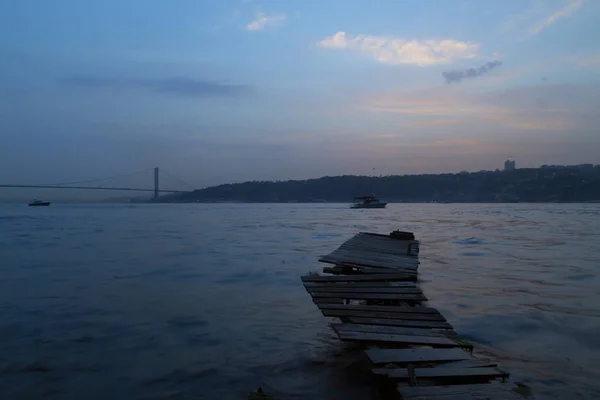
351;235;419;250
323;249;420;265
345;317;453;330
319;255;419;271
311;292;427;302
399;383;521;399
365;348;471;365
374;366;507;380
323;264;418;275
317;304;439;314
303;281;417;288
336;330;472;349
331;323;456;338
436;359;498;369
301;273;417;283
339;243;413;257
306;286;423;294
333;263;419;274
321;309;446;322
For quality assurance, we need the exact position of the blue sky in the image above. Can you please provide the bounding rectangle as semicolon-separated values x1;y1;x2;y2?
1;0;599;191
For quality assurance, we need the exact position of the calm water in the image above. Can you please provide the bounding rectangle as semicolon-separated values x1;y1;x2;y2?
1;203;599;400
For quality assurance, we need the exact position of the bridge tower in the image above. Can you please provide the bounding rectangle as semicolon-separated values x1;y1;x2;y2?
154;167;159;200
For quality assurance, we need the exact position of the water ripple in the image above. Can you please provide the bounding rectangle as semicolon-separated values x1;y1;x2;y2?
0;203;599;399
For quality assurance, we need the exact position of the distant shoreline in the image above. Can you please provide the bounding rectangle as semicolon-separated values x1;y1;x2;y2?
156;165;600;204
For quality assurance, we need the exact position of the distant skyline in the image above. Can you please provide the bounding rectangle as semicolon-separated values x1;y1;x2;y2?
1;0;599;194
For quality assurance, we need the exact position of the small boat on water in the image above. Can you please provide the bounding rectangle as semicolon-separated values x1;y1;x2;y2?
350;194;387;209
28;199;51;207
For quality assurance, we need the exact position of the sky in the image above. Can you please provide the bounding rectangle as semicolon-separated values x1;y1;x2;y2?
1;0;600;193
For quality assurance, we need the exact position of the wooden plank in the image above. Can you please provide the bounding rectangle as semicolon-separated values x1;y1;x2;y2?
311;292;427;302
358;232;413;241
341;235;410;246
365;348;471;365
436;359;498;369
319;255;419;271
374;366;507;380
336;257;420;273
325;248;419;264
342;236;416;247
301;273;418;283
320;248;419;263
321;309;446;322
339;243;413;256
318;304;440;314
306;286;423;294
336;330;471;349
321;266;339;275
322;264;418;275
331;323;455;338
346;317;453;330
334;261;419;273
303;281;417;288
399;383;520;399
320;258;419;271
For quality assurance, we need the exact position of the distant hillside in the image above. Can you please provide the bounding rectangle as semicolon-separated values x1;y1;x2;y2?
160;165;600;203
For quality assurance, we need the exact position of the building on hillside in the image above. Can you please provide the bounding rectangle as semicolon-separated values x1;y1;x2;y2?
504;159;516;171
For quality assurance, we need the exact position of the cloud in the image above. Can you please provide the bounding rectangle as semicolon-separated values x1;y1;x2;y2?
58;76;252;97
530;0;585;35
317;32;481;66
245;12;286;31
358;83;600;132
443;61;503;84
504;0;586;37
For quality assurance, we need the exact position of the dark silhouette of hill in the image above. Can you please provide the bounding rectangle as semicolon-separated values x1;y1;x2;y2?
160;164;600;203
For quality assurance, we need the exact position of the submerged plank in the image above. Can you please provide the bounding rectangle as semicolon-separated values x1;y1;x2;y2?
331;323;455;338
301;273;417;283
333;262;419;273
365;348;471;365
398;383;520;399
339;243;412;256
322;264;418;275
345;317;453;330
336;330;471;349
317;304;439;314
319;256;419;271
306;286;423;294
321;309;446;322
303;281;417;288
374;366;507;380
436;359;498;369
311;292;427;302
322;249;419;265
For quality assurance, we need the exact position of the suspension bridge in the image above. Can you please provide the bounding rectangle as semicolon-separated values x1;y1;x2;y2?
0;167;195;200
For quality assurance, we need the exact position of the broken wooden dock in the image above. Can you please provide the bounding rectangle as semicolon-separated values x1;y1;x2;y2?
301;231;522;399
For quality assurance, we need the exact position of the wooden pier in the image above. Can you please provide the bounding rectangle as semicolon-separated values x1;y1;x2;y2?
301;231;522;399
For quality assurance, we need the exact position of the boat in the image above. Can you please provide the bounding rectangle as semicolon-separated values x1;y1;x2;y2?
28;199;51;207
350;194;387;209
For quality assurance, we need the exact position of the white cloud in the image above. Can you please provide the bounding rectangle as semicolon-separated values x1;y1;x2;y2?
504;0;586;37
245;12;286;31
317;32;481;66
530;0;585;35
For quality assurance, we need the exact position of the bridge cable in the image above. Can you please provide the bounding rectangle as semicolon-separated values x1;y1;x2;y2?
160;169;197;191
35;168;155;187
